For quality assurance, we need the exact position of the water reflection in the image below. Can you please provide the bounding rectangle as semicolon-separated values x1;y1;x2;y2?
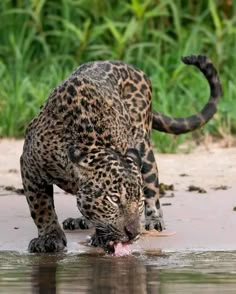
1;251;236;294
31;255;161;294
31;256;58;294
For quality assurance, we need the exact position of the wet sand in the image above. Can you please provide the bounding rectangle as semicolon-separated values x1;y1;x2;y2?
0;139;236;253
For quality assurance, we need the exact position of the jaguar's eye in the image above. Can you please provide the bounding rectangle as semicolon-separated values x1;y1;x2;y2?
107;195;120;204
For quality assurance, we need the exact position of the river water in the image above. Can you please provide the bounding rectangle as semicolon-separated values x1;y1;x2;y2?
0;250;236;293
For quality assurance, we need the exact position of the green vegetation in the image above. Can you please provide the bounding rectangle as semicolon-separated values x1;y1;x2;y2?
0;0;235;152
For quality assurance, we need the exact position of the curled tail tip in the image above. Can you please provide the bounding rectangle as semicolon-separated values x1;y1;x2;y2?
181;54;222;96
181;55;209;66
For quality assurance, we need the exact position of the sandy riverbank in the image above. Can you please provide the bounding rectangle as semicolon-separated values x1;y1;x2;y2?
0;139;235;253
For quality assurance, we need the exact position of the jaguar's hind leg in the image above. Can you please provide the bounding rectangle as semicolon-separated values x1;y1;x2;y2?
62;193;94;230
63;216;94;230
139;141;165;231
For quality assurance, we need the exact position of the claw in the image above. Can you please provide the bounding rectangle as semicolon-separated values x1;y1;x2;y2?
145;217;165;232
63;218;75;230
63;217;92;230
154;222;162;232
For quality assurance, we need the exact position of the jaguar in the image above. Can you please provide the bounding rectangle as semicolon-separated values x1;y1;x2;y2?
20;55;222;253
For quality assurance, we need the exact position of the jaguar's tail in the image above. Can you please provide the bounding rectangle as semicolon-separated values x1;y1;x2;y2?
152;55;222;134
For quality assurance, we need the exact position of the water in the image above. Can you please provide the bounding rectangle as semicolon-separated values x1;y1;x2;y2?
0;250;236;293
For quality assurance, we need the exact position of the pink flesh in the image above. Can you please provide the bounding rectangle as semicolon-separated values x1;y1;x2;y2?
114;242;131;256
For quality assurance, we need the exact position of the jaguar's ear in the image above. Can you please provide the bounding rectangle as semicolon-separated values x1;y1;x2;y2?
68;146;85;163
126;148;142;169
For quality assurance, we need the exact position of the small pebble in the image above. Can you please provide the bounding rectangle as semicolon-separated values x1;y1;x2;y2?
8;169;18;174
179;173;189;177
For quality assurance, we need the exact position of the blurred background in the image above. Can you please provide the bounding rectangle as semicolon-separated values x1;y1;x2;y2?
0;0;235;152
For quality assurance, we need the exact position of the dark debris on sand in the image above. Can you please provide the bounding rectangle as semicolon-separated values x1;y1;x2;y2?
212;185;229;191
0;185;24;195
159;183;175;197
187;185;207;194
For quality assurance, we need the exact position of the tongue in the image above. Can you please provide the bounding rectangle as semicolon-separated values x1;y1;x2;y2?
114;242;131;256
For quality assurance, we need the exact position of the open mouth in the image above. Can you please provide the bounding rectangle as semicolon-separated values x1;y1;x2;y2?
89;227;140;256
88;236;133;256
101;233;140;256
106;240;131;256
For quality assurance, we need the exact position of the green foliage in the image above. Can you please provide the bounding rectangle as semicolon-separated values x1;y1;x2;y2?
0;0;235;152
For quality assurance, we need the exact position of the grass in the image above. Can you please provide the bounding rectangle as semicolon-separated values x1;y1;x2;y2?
0;0;236;152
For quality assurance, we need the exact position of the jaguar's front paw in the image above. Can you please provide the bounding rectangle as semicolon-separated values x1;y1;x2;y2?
88;233;114;254
63;217;93;230
28;230;67;253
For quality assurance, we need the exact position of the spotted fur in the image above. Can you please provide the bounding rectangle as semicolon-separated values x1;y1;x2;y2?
20;55;222;253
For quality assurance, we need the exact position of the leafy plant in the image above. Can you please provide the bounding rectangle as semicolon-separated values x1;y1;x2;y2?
0;0;235;152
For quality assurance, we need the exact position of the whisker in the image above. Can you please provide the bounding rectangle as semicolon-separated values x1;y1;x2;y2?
108;224;120;234
95;223;122;241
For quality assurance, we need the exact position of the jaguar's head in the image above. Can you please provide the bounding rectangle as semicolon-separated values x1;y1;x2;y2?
68;146;144;254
